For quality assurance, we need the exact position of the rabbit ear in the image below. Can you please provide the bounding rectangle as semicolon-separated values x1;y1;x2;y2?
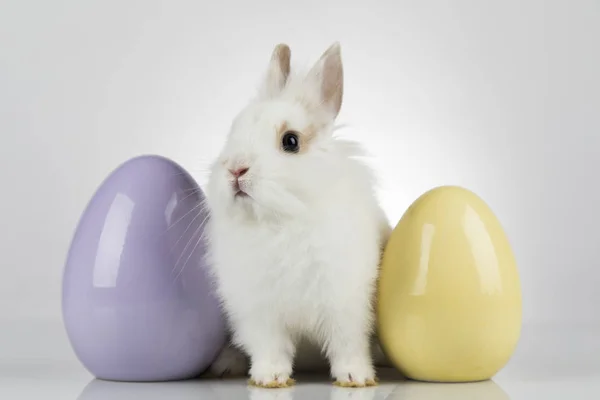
259;43;291;98
306;42;344;118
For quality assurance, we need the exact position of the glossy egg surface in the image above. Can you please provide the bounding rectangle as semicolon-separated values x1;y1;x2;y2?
62;155;225;382
377;186;521;382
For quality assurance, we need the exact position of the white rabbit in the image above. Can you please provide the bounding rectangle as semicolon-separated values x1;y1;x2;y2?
204;42;392;388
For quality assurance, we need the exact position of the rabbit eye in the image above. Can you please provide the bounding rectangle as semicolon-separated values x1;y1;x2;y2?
282;131;300;153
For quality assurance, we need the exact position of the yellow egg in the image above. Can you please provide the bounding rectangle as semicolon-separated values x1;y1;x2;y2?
377;186;522;382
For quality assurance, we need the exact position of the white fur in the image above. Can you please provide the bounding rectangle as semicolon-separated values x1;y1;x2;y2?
205;43;391;386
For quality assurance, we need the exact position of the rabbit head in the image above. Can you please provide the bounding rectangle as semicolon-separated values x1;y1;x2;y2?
207;42;357;221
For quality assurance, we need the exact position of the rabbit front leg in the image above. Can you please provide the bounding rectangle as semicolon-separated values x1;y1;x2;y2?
233;317;296;388
322;291;377;387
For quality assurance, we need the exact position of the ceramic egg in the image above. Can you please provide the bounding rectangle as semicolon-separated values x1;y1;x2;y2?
62;155;225;382
377;185;521;382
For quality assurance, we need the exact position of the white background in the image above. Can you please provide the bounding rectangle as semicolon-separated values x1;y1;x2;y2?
1;1;599;397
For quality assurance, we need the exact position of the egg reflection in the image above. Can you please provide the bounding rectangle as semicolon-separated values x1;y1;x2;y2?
77;379;222;400
387;380;510;400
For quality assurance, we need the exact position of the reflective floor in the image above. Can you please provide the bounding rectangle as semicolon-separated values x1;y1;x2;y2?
1;321;599;399
75;374;508;400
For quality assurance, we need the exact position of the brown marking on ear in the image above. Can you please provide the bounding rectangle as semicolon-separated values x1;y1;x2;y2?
273;43;291;82
303;42;344;118
319;42;343;117
262;43;291;98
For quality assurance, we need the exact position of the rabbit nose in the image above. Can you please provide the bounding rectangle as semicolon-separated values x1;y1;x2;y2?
229;167;249;178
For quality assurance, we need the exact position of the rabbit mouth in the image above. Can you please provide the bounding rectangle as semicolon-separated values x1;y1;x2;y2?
232;179;250;199
234;190;249;198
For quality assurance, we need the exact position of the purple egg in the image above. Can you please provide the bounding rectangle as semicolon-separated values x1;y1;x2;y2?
62;155;225;382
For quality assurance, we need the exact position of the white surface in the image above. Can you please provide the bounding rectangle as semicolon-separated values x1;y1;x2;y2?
1;322;599;399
